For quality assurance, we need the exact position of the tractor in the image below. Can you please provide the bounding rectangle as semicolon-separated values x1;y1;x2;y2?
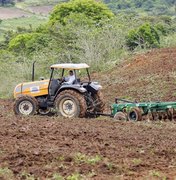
13;63;105;118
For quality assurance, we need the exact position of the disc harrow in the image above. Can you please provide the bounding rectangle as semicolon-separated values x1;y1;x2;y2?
111;98;176;121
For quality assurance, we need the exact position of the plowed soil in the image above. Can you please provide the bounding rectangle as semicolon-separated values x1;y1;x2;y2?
100;48;176;105
0;48;176;179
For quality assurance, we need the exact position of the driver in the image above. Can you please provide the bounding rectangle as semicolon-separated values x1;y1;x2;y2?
63;70;76;85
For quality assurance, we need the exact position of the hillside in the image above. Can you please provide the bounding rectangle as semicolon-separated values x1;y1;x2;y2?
99;47;176;105
104;0;176;15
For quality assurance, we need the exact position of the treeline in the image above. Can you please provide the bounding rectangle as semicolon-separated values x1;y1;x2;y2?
0;0;14;6
104;0;176;15
0;0;67;6
1;0;175;15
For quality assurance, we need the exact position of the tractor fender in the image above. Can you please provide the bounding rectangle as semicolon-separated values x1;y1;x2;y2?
84;82;102;94
55;85;87;98
89;82;102;91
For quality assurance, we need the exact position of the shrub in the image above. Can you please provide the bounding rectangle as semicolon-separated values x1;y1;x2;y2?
126;23;160;50
8;33;52;54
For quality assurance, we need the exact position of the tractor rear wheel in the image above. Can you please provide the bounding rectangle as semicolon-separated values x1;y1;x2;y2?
55;90;87;118
93;91;105;113
13;95;38;116
127;107;142;121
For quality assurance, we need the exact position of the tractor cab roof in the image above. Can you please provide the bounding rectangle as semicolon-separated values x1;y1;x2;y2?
50;63;90;70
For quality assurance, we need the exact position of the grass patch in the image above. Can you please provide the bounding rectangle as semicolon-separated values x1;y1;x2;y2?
132;158;142;166
67;173;82;180
149;170;167;179
52;173;64;180
74;153;101;165
160;33;176;48
0;167;14;179
20;171;36;180
16;0;64;7
52;172;82;180
0;15;48;41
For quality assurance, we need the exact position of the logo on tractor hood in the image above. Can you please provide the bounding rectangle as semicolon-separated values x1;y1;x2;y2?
30;86;40;93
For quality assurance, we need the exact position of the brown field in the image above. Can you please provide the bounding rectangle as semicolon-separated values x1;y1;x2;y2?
0;48;176;179
0;5;53;20
0;100;176;179
99;48;176;105
0;7;30;19
27;5;54;15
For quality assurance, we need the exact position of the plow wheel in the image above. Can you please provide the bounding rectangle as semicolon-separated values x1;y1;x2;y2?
114;112;127;121
55;90;87;118
13;95;38;116
127;107;142;121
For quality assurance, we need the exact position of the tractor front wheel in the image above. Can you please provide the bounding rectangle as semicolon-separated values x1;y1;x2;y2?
13;95;38;115
55;90;87;118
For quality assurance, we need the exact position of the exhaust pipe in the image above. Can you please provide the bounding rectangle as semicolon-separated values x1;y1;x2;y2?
32;61;36;81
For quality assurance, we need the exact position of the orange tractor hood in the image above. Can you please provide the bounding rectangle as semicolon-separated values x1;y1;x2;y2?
14;79;49;98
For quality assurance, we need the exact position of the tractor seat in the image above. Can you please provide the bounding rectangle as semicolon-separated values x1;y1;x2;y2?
49;79;60;96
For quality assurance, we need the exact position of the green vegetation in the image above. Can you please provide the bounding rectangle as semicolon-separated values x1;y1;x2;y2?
49;0;114;25
8;32;52;53
0;0;176;98
104;0;176;16
52;173;82;180
127;23;160;49
0;15;47;41
0;167;14;179
0;0;66;7
16;0;66;6
74;153;101;165
149;170;167;179
0;0;15;6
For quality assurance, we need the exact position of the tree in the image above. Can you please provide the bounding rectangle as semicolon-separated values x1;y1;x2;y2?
127;23;160;50
49;0;114;26
8;33;52;54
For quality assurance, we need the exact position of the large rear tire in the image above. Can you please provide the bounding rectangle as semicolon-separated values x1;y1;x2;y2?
13;95;38;116
93;91;105;113
55;90;87;118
